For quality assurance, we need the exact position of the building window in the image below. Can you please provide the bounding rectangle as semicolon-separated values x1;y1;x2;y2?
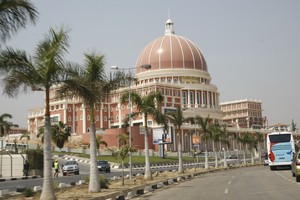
75;116;78;121
95;115;99;121
87;115;90;121
203;91;207;105
104;106;107;112
197;92;200;105
116;115;119;121
104;116;107;121
182;91;187;105
190;91;194;105
68;107;72;112
68;116;72;122
80;115;83;120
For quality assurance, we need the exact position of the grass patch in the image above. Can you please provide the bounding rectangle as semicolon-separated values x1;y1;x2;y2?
55;151;205;165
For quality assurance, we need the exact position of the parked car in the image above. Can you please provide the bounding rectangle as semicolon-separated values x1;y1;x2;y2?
263;159;269;166
291;151;300;182
97;160;111;173
62;160;79;176
226;154;238;159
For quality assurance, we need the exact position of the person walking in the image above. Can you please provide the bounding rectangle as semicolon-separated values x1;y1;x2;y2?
23;160;30;177
53;160;59;177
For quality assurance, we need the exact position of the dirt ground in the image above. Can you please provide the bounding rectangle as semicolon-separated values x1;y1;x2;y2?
7;167;209;200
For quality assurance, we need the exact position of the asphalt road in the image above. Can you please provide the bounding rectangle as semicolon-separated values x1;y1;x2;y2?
135;166;300;200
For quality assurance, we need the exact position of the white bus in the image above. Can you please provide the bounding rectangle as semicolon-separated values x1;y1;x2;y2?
5;143;28;151
267;132;295;170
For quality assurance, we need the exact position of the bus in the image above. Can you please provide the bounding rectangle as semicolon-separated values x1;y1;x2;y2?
5;143;28;152
267;132;295;170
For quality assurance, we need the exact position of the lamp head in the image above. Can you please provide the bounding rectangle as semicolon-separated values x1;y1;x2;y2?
141;64;151;70
110;65;119;70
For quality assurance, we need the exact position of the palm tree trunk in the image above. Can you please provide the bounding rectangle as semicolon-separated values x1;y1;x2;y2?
243;150;246;165
88;108;100;192
122;161;124;186
178;130;183;173
144;126;152;180
204;140;209;169
251;149;254;165
213;142;218;168
224;147;228;168
40;89;56;200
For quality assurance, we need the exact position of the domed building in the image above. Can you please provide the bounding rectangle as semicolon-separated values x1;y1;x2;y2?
27;19;223;152
135;19;223;121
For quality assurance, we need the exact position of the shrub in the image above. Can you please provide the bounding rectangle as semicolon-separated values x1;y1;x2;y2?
99;174;109;189
82;175;109;189
23;188;36;197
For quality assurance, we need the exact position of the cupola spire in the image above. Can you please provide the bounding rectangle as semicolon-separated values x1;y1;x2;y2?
164;19;175;35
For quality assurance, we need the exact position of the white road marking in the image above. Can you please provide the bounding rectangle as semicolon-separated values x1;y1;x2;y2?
228;181;231;185
225;188;228;194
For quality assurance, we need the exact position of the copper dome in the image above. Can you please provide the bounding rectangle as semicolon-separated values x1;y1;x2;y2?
136;19;207;73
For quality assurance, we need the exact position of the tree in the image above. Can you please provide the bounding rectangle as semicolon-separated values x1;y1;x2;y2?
107;144;137;186
219;124;230;168
209;123;221;168
0;27;70;200
117;133;129;147
254;132;264;162
121;91;164;180
20;131;30;150
195;115;212;169
165;107;193;173
291;119;297;132
0;0;38;44
238;132;258;165
58;52;111;192
51;121;71;149
0;113;12;136
96;135;107;149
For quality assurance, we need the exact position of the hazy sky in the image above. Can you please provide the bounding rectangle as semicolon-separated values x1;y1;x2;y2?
0;0;299;128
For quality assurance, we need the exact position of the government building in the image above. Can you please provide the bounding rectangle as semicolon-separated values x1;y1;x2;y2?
27;19;268;152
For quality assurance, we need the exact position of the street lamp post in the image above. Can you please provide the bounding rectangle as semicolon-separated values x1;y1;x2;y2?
111;64;151;180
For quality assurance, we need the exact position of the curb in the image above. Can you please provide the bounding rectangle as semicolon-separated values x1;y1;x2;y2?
0;175;40;182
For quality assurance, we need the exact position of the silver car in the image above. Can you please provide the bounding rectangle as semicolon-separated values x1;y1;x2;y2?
62;160;80;176
291;152;300;182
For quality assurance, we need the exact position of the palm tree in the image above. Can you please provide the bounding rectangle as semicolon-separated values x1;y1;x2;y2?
209;123;220;168
58;52;108;192
117;133;129;147
165;107;193;173
0;0;38;44
219;125;230;168
96;135;107;149
20;131;30;150
0;27;70;200
121;90;164;180
255;131;264;162
0;113;12;136
51;121;71;150
195;115;212;169
238;132;253;165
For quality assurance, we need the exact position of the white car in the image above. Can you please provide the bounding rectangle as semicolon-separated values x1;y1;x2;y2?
62;160;80;176
264;159;269;166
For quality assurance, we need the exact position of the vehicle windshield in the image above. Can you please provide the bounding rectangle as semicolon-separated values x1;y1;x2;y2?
65;161;77;165
269;134;291;143
98;161;108;164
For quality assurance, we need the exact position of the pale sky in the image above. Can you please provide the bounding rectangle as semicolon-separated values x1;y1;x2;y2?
0;0;299;128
